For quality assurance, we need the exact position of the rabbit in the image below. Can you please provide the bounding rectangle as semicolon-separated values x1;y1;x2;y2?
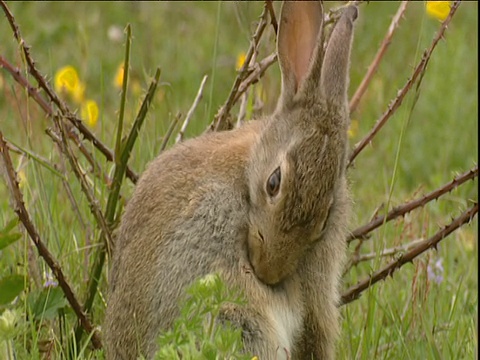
104;1;357;359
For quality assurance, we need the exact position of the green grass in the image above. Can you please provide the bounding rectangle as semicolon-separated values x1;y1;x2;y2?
0;1;477;359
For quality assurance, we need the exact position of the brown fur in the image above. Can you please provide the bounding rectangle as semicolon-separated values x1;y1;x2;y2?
104;2;357;359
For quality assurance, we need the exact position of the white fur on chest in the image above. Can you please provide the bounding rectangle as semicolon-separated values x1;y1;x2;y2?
267;302;302;358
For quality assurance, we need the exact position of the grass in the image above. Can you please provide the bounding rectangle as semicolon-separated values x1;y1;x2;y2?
0;1;477;359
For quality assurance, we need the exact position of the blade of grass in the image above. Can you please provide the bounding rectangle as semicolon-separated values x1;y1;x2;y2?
6;139;65;180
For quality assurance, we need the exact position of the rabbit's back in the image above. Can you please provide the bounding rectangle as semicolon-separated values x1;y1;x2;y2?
105;120;263;359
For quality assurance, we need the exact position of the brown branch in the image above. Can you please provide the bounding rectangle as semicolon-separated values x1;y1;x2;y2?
68;131;113;188
0;1;138;184
0;55;52;114
0;132;102;349
210;1;271;131
348;0;461;166
47;122;113;255
348;166;478;242
340;202;478;306
176;75;208;143
160;112;182;152
265;0;278;36
349;1;408;114
233;52;277;105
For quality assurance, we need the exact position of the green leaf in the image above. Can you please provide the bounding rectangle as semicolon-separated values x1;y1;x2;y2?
0;218;19;234
29;287;68;320
0;274;25;305
0;232;22;251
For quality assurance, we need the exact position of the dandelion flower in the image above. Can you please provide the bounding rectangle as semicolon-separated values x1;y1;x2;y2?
426;1;452;21
81;100;99;128
236;52;247;71
54;65;85;102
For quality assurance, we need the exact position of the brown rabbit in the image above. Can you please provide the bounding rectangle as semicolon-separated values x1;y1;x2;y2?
104;1;357;359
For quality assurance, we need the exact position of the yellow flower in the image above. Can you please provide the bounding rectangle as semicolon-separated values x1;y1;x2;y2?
348;119;359;138
236;52;247;71
54;65;85;103
114;63;125;89
81;100;99;127
426;1;452;21
251;357;259;360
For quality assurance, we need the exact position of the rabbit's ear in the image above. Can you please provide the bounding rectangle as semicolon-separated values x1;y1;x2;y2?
276;1;324;107
320;6;357;107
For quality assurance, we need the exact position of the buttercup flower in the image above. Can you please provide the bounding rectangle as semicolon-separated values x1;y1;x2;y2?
426;1;452;21
81;100;99;128
54;65;85;103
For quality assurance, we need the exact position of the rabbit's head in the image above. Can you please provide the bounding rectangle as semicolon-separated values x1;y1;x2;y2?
246;2;357;285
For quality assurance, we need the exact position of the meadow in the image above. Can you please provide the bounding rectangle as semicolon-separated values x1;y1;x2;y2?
0;1;477;359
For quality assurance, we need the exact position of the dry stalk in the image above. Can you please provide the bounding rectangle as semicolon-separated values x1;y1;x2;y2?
349;1;409;113
341;202;478;305
160;113;182;152
176;75;208;143
344;238;425;276
0;132;102;349
348;0;461;166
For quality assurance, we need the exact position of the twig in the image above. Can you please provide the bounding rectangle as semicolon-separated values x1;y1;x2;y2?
48;121;114;255
348;0;461;166
344;238;425;276
68;132;113;188
160;112;182;152
233;52;277;106
0;55;52;114
0;1;139;184
210;1;271;131
236;89;250;128
265;0;278;36
348;166;478;242
0;132;102;349
176;75;208;143
340;202;478;305
349;1;408;114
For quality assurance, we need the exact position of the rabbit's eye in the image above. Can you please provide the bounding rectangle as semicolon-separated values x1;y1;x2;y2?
266;167;281;197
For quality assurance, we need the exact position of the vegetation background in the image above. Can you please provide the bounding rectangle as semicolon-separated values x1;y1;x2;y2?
0;1;477;359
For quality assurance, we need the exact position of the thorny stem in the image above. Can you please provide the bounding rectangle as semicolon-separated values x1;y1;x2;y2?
348;166;478;242
349;1;409;114
0;132;102;349
341;202;478;305
0;1;139;184
348;0;461;166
